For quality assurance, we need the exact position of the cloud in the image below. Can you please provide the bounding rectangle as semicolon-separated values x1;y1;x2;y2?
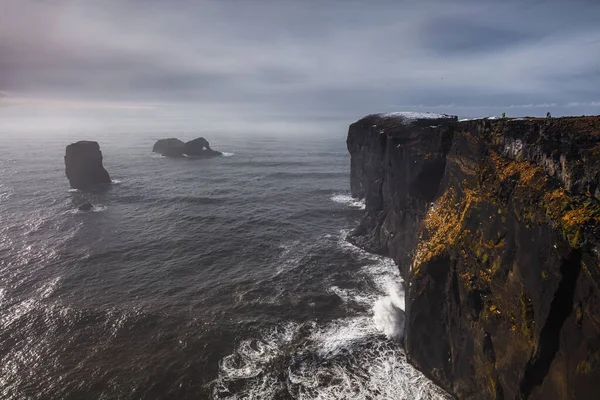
1;0;599;133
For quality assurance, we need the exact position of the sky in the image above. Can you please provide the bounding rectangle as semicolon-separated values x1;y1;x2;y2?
1;0;600;134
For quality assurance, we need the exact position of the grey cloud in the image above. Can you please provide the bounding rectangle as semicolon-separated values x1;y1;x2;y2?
1;0;599;134
418;19;539;55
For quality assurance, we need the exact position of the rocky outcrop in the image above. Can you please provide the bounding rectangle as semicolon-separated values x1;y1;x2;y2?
153;138;186;157
183;137;222;157
64;141;111;189
152;137;222;158
347;113;600;399
78;202;93;211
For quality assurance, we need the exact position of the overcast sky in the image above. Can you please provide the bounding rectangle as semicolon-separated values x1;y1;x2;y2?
1;0;599;134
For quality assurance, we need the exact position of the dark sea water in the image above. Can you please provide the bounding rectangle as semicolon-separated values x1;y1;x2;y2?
0;130;450;399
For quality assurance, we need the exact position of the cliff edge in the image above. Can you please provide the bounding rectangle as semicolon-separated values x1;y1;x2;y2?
347;113;600;399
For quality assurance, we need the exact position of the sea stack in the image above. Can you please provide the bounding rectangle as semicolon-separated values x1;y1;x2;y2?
152;138;186;157
64;141;111;189
152;137;223;158
184;137;222;157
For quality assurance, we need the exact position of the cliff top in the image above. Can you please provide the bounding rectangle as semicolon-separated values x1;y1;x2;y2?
356;112;458;131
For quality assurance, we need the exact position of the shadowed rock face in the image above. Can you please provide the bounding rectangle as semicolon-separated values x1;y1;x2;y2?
78;202;93;211
347;114;600;400
152;138;186;157
64;141;111;189
184;138;222;157
152;137;222;158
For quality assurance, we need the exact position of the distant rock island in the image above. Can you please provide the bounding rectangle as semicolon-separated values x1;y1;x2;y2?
65;141;111;189
152;137;223;158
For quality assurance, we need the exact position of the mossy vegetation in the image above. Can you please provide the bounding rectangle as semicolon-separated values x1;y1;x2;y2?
414;129;599;277
542;189;600;247
405;118;600;399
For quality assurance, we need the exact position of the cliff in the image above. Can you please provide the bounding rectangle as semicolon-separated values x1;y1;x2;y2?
64;141;111;189
347;113;600;399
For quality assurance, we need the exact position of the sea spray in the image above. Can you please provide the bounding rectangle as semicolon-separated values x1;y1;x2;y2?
373;281;406;340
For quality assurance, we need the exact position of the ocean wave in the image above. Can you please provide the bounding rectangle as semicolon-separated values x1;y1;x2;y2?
274;240;304;276
330;194;365;210
212;230;447;399
327;286;372;307
221;152;235;157
67;205;108;214
0;277;60;330
229;160;308;168
266;171;348;180
169;195;227;206
212;315;449;400
373;281;405;340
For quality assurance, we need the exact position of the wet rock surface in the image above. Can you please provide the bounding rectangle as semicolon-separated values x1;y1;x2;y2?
78;202;93;211
347;114;600;399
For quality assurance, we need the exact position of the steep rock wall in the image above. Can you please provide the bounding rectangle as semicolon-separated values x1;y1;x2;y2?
347;114;600;399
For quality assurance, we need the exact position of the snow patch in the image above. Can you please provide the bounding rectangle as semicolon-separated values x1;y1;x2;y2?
379;112;455;125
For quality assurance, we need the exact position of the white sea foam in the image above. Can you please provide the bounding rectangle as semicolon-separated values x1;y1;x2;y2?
309;316;374;356
213;316;450;399
67;205;107;214
212;229;449;399
330;194;365;210
328;286;372;307
373;281;406;340
221;152;235;157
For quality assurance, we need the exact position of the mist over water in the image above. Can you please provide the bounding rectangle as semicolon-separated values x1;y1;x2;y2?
0;129;448;399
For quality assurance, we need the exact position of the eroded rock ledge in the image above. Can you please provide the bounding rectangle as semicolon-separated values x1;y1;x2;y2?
347;112;600;399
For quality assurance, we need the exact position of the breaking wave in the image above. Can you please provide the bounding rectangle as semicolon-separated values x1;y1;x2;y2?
211;231;449;399
330;194;366;210
373;281;406;340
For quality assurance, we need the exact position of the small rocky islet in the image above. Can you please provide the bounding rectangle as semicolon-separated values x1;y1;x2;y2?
152;137;223;158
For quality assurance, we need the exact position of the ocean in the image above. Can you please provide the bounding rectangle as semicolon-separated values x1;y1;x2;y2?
0;129;450;399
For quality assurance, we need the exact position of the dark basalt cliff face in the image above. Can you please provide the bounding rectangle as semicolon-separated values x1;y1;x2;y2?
347;113;600;399
64;141;111;189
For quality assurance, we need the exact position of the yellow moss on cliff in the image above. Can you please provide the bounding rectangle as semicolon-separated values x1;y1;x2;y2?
489;148;598;248
413;186;475;271
413;130;598;273
542;189;600;247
